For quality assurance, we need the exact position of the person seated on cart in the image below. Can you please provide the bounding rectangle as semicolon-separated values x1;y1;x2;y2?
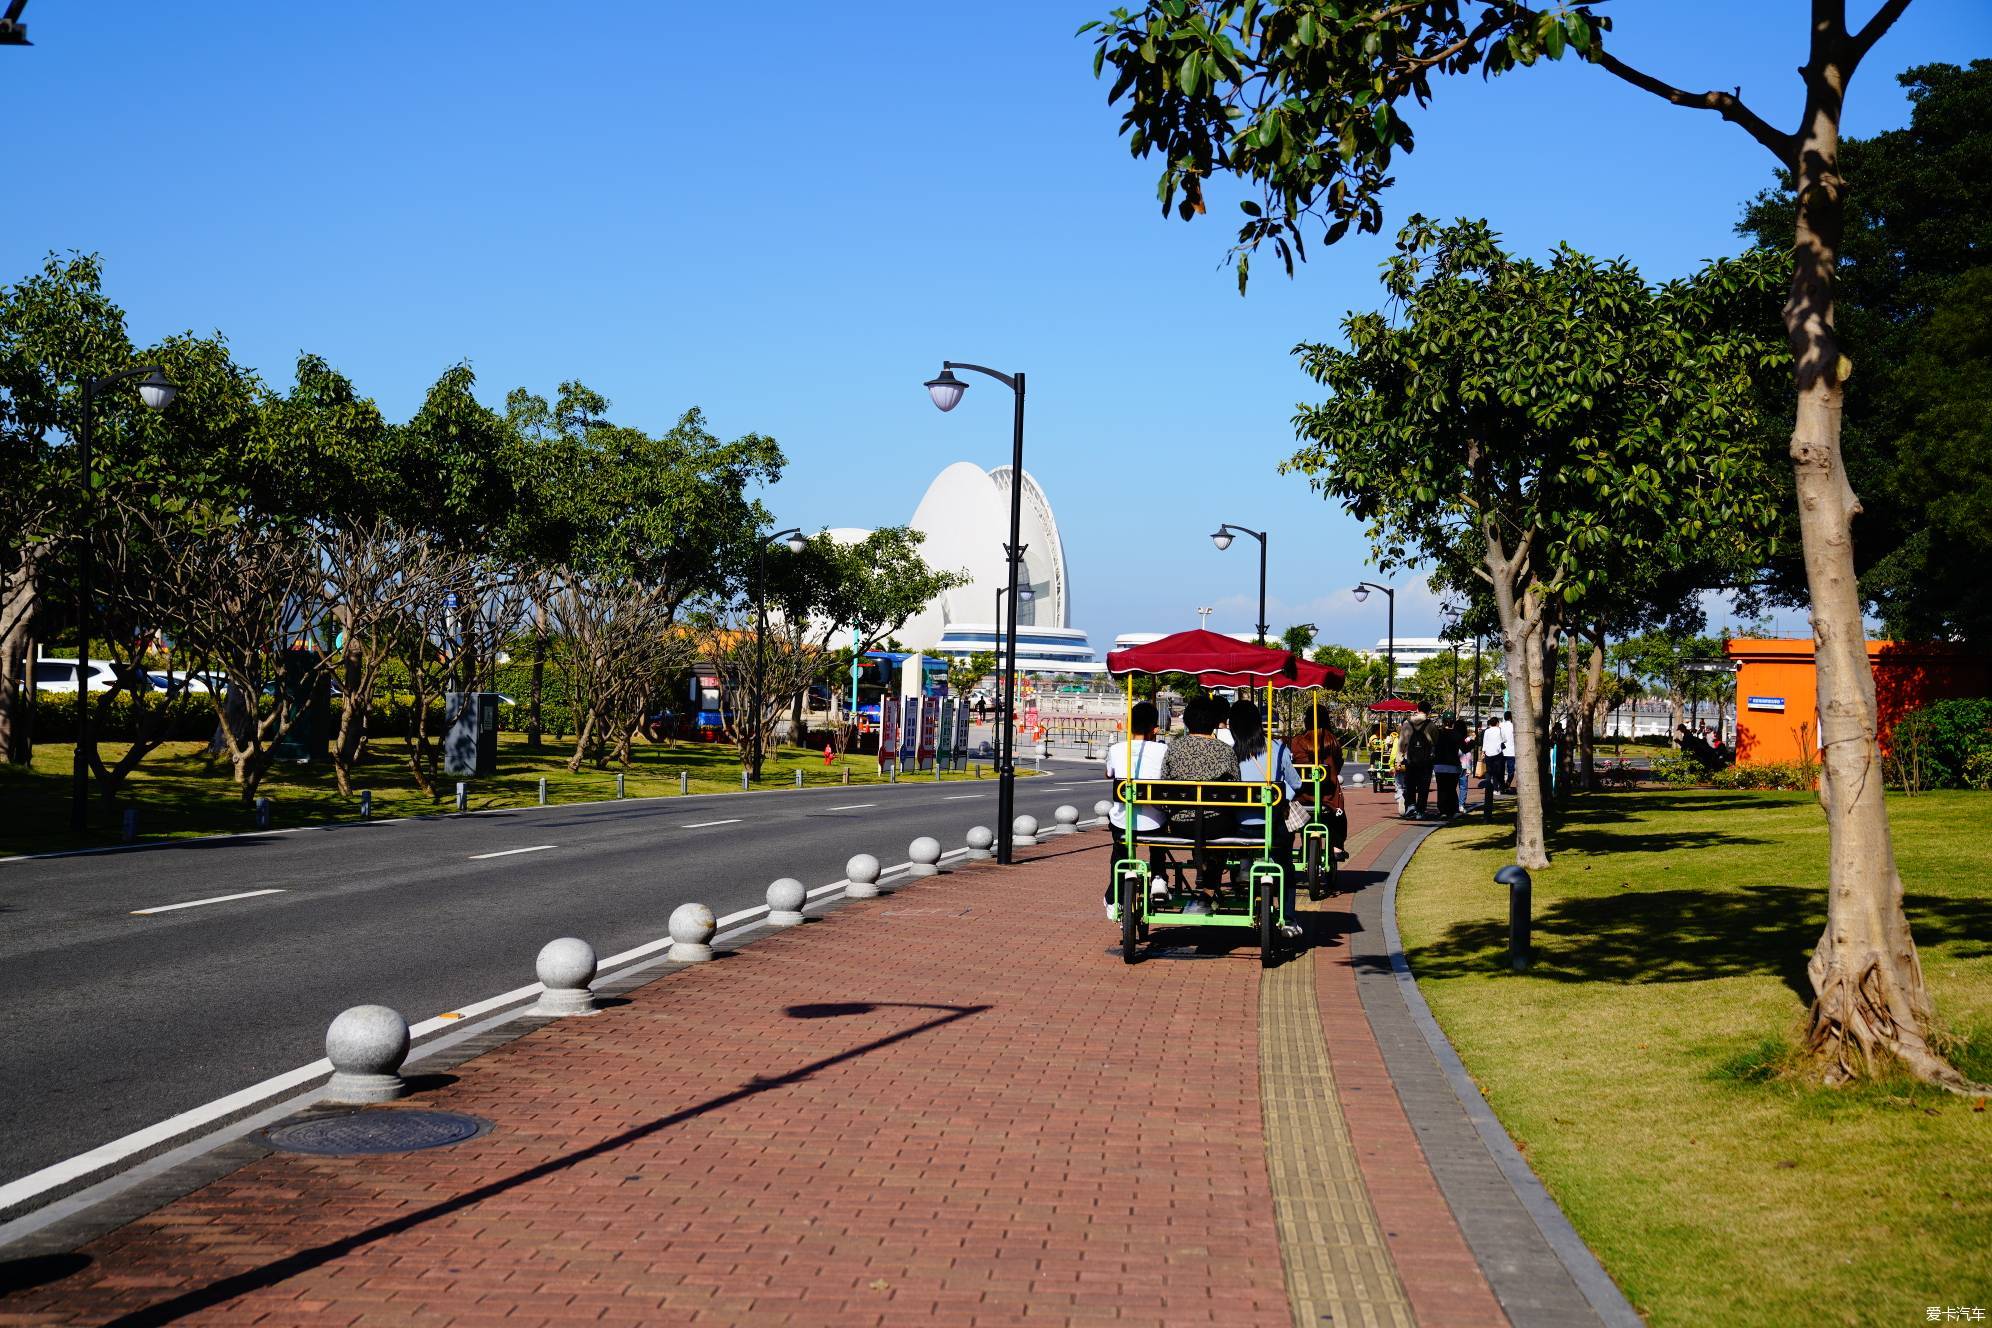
1288;724;1349;859
1230;699;1303;935
1161;696;1240;786
1104;701;1172;903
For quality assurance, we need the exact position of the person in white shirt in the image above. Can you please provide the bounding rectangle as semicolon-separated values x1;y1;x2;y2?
1106;701;1169;832
1498;712;1517;793
1104;701;1169;918
1480;716;1503;805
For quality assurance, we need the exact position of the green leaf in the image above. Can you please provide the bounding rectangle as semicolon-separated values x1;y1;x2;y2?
1180;50;1202;94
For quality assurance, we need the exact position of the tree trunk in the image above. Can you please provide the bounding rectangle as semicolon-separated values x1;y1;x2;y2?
527;601;546;750
1483;533;1551;870
0;612;30;767
1776;59;1976;1090
1580;627;1605;789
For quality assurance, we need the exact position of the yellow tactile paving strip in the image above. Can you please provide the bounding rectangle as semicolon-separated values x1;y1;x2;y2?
1261;819;1418;1328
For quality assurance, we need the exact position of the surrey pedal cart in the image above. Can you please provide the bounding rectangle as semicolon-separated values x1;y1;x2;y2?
1103;630;1346;968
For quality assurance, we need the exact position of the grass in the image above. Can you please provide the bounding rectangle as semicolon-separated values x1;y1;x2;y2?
1396;789;1992;1328
0;733;1027;858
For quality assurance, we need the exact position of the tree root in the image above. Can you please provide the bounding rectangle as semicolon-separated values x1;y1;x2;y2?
1805;952;1990;1095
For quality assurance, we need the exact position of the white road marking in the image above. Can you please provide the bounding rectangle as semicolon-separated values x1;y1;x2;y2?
129;889;285;916
680;818;742;829
827;803;876;811
943;794;984;801
468;844;555;860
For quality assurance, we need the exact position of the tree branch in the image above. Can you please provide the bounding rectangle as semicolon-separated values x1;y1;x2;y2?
1848;0;1912;68
1591;48;1797;161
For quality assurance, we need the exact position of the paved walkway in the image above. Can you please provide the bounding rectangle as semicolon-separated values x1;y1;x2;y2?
0;789;1620;1327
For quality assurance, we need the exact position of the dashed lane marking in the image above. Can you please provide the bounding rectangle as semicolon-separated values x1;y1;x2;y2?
130;890;285;916
468;844;556;860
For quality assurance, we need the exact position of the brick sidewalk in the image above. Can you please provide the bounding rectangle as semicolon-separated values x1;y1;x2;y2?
0;791;1517;1328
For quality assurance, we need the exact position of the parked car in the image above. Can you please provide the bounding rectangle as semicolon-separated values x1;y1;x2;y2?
32;658;117;693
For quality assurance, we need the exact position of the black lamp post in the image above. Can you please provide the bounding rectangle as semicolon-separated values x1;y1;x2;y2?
71;366;177;832
926;360;1027;864
1352;581;1396;698
751;526;806;782
1210;523;1268;645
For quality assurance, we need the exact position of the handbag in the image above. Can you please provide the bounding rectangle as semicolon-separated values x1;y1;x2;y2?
1474;754;1487;779
1284;798;1311;833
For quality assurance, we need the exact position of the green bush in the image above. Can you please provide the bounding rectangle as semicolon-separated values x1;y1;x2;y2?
1887;697;1992;789
1709;761;1816;792
31;691;216;742
1650;753;1706;788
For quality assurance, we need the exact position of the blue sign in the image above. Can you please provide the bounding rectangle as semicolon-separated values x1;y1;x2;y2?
443;592;460;610
1747;695;1785;713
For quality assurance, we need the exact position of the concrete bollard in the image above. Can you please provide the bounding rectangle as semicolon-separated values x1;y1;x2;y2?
1013;814;1039;848
974;762;981;779
888;767;897;784
1053;805;1079;835
741;769;750;791
933;763;942;782
120;807;137;842
1495;865;1532;971
1093;799;1111;819
529;938;599;1016
680;770;690;796
324;1005;409;1104
766;877;806;927
537;777;548;806
616;771;626;799
667;902;717;962
455;782;468;812
907;836;942;877
841;767;851;785
255;797;272;830
795;768;804;788
965;825;994;859
844;852;882;899
359;789;373;820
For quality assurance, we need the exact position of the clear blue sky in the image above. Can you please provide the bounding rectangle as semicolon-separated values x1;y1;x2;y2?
6;2;1986;654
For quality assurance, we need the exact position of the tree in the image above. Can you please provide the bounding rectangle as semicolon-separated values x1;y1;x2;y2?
1084;1;1967;1090
1285;220;1783;867
1739;61;1992;646
948;650;997;698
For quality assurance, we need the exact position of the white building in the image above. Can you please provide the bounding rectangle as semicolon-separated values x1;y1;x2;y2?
837;462;1098;675
1374;635;1455;680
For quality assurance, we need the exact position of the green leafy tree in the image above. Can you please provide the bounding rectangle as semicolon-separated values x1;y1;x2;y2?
1083;0;1967;1089
1285;220;1782;867
948;650;998;698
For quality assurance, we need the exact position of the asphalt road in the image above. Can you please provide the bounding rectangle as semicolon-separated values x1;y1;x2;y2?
0;762;1110;1188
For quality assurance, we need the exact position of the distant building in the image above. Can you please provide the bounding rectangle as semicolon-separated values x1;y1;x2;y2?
1373;635;1455;680
834;462;1097;675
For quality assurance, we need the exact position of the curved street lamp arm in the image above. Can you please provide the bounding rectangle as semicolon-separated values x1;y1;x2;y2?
86;363;167;394
1216;522;1266;543
943;361;1018;392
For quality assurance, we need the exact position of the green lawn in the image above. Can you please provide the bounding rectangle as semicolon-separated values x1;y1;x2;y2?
0;734;1023;858
1397;790;1992;1328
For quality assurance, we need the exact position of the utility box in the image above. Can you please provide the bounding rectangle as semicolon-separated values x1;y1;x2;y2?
444;691;500;777
272;652;330;763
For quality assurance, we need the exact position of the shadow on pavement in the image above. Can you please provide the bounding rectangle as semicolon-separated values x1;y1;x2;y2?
0;1252;90;1296
84;1000;991;1327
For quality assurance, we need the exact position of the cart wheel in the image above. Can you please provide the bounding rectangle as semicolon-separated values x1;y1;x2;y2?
1258;874;1277;969
1305;838;1325;901
1120;869;1141;965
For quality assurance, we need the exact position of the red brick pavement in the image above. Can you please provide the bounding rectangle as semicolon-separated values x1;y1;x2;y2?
1;791;1506;1328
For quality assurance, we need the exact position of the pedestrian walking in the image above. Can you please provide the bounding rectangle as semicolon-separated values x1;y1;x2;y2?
1431;713;1462;818
1498;711;1517;793
1480;716;1503;805
1396;700;1439;819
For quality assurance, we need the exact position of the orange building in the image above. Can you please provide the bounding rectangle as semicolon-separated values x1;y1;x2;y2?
1724;638;1992;765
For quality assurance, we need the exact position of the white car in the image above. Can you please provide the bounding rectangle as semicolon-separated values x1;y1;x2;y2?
32;658;117;693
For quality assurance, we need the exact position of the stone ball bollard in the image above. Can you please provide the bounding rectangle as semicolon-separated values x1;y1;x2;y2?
667;902;717;962
529;937;599;1016
1094;799;1112;818
767;877;807;928
965;825;995;860
324;1004;410;1104
907;836;942;877
1013;814;1039;847
1053;804;1080;834
844;852;882;899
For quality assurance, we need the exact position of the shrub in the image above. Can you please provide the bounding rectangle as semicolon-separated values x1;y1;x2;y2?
1650;753;1706;788
30;691;216;742
1887;697;1992;790
1710;761;1816;792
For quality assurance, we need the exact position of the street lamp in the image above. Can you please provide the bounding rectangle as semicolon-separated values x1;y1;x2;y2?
751;526;807;783
925;359;1027;864
71;365;177;832
994;581;1034;746
1210;523;1268;645
1352;581;1396;697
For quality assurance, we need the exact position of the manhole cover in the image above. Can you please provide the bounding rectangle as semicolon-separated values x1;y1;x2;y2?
264;1110;489;1156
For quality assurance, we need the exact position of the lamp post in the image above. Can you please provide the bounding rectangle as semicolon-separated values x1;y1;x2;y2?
71;366;177;832
1352;581;1396;698
751;527;806;783
1209;523;1268;645
994;581;1034;776
926;360;1027;864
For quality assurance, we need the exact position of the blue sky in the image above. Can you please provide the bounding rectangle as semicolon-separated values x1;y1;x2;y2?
6;2;1986;654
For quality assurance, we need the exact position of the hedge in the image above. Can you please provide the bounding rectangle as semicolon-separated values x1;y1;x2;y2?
1887;697;1992;790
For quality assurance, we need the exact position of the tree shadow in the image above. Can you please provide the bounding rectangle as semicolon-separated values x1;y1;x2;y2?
0;1253;90;1295
72;1000;989;1326
1408;884;1992;1001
